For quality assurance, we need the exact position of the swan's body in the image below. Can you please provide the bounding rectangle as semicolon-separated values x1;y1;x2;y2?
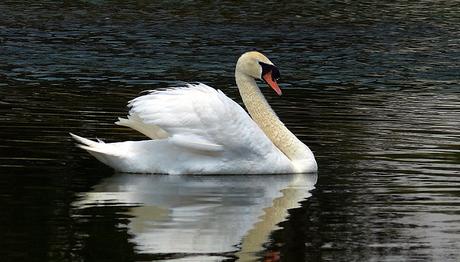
71;51;317;174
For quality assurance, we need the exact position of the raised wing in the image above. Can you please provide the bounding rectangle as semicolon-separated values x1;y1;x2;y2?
119;83;279;158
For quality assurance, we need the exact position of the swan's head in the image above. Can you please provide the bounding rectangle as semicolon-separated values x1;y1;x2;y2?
236;51;282;95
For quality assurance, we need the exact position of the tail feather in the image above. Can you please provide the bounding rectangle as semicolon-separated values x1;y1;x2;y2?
70;133;126;167
77;144;115;156
70;133;102;148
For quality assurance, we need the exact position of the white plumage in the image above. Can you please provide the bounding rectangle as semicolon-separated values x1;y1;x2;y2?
71;51;317;174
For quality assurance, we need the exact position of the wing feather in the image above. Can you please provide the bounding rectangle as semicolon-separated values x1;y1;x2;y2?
123;83;280;158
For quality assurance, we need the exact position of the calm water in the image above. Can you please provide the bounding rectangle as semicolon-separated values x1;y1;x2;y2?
1;1;459;261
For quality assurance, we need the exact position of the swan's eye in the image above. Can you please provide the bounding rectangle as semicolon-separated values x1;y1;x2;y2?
259;62;281;81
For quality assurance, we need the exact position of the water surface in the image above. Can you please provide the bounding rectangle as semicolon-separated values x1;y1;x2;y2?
0;1;459;261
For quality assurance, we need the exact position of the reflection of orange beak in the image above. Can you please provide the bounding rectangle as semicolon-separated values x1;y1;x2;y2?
263;71;282;96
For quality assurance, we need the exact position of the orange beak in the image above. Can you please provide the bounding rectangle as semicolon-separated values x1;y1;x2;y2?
263;71;282;96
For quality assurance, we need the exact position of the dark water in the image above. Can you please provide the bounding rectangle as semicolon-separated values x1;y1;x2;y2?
1;1;459;261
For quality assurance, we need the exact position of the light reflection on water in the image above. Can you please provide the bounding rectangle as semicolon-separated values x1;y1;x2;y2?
73;173;317;261
1;0;460;261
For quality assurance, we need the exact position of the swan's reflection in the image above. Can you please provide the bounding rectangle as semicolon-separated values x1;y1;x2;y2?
73;173;317;261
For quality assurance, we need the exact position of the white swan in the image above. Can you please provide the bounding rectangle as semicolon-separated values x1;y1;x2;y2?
71;51;317;174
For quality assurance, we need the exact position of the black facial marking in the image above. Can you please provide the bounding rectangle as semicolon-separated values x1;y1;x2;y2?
259;62;281;81
271;66;280;81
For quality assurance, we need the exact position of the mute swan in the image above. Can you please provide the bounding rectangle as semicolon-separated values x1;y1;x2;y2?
71;51;317;174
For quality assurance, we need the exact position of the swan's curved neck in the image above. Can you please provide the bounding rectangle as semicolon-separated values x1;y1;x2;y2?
235;72;316;171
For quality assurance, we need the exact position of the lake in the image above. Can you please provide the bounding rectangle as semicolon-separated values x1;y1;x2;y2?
0;1;459;261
